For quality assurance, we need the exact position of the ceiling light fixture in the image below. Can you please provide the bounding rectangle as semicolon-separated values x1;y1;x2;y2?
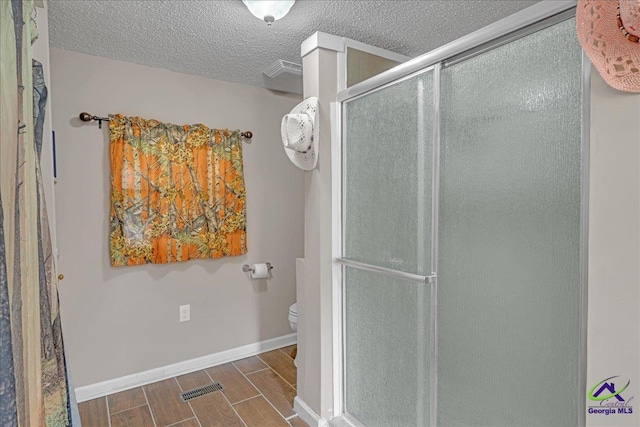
242;0;295;26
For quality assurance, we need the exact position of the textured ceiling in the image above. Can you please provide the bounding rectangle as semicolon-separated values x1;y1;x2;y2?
48;0;538;90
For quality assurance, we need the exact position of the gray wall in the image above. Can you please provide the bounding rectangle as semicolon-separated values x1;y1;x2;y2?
586;69;640;427
50;48;303;387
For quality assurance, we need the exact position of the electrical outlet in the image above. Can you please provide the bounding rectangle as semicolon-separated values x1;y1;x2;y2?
179;304;190;322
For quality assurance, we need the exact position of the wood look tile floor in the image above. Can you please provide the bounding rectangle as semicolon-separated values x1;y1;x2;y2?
79;345;308;427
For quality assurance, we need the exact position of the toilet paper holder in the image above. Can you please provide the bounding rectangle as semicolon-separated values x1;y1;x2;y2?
242;263;273;273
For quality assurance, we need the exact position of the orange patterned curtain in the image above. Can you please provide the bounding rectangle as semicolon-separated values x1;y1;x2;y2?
109;115;247;266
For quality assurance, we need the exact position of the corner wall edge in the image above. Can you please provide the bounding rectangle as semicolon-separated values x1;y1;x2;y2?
294;396;328;427
302;32;346;57
301;32;410;64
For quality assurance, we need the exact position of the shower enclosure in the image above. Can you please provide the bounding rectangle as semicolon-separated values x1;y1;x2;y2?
333;3;588;427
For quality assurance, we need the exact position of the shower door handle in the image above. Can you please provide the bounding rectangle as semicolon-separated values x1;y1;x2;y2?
335;258;436;284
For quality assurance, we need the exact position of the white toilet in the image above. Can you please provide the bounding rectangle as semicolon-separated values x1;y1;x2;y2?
288;303;298;332
289;258;303;366
288;303;298;367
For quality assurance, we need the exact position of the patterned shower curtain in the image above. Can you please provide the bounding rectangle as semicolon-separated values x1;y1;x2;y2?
0;1;72;426
109;115;247;266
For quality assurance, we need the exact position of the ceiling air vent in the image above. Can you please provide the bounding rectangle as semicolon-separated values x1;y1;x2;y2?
263;60;303;78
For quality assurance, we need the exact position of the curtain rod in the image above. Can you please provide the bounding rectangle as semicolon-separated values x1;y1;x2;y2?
78;112;253;139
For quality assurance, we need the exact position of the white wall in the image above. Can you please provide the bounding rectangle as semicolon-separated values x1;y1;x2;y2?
298;47;338;421
586;69;640;427
50;48;303;387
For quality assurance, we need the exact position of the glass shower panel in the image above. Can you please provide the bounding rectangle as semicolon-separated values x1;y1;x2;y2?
344;70;433;275
438;18;583;426
344;267;430;426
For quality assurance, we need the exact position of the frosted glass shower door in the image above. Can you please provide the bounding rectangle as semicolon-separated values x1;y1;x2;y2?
343;70;434;427
341;16;583;427
437;19;583;426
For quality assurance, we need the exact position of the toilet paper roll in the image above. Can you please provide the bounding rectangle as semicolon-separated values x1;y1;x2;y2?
251;263;270;279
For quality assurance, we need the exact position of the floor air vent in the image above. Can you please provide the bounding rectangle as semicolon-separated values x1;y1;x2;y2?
179;382;223;402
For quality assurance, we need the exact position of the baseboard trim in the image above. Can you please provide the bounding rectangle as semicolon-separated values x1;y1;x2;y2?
294;396;324;427
75;333;297;403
